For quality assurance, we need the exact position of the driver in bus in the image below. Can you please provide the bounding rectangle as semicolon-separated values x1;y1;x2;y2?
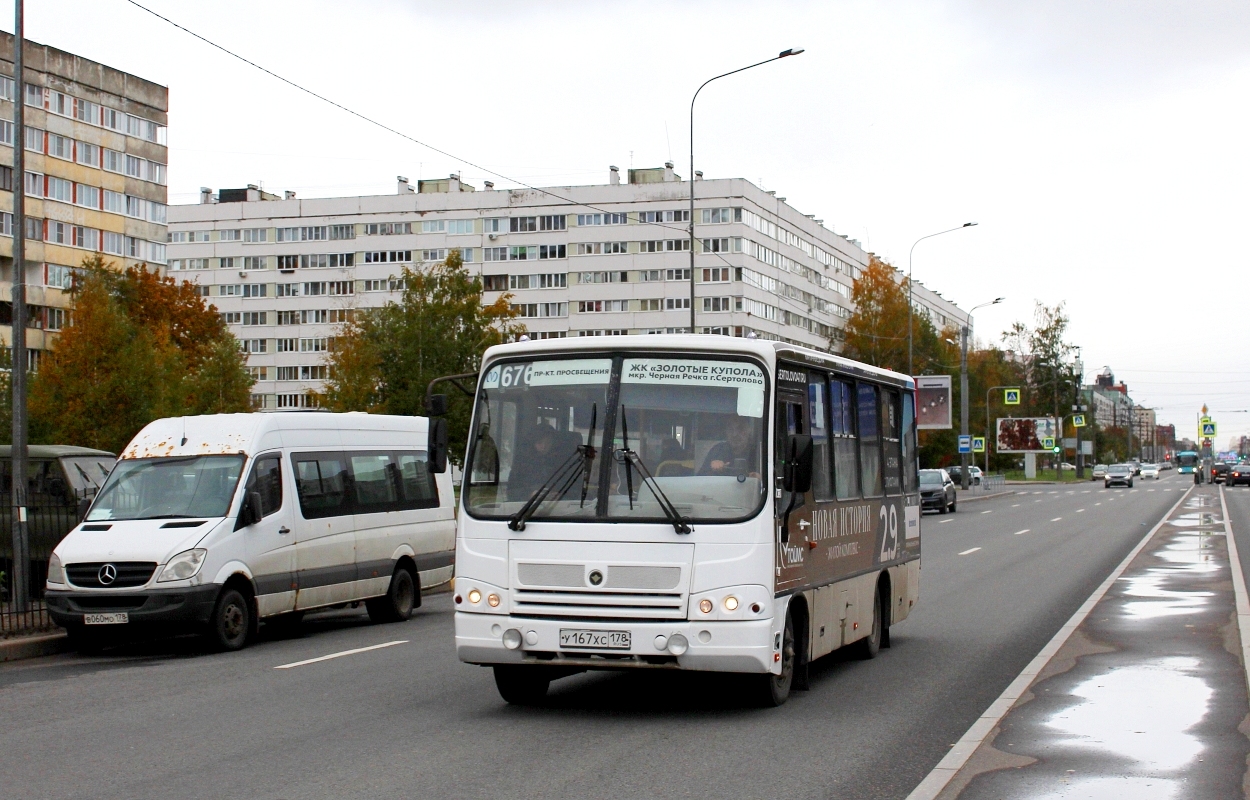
699;415;760;478
509;423;582;500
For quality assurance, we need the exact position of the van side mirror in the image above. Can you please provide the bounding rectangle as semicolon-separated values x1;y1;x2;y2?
429;417;448;474
425;394;448;417
245;491;264;526
783;434;814;494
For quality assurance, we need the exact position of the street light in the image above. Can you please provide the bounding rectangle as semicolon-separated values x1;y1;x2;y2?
958;297;1003;489
908;222;977;375
689;48;804;334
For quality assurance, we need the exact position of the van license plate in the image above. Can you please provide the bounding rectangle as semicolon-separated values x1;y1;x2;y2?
84;613;128;625
559;629;630;650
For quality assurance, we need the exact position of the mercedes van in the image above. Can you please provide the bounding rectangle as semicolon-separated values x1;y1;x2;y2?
44;412;455;652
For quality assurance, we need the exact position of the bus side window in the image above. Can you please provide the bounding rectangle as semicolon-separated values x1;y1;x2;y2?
882;389;902;495
808;373;833;501
858;382;884;497
902;391;918;492
830;378;860;500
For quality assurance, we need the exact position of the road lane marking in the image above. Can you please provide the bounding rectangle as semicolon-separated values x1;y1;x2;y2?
1035;499;1043;503
274;640;408;670
958;547;981;555
1095;502;1102;506
939;519;952;524
1081;490;1090;494
981;510;993;514
1013;529;1030;535
1076;509;1084;513
1012;504;1020;507
1148;489;1155;492
1050;517;1062;522
905;484;1195;800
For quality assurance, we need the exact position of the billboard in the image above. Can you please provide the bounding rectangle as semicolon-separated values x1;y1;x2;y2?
996;417;1059;453
916;375;952;430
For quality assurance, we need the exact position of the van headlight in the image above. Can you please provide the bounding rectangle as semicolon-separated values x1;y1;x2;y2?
157;549;207;583
46;553;65;586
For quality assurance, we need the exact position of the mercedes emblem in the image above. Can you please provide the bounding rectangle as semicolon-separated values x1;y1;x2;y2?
98;563;117;586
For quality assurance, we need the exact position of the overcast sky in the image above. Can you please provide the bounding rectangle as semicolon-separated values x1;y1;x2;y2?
9;0;1250;442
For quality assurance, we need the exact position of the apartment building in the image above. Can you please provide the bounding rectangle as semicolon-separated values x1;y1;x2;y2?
167;167;968;408
0;33;168;363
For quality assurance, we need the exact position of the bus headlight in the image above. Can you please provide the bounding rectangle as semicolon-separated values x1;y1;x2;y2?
723;596;739;612
468;589;482;604
699;598;713;614
157;549;207;582
487;593;500;607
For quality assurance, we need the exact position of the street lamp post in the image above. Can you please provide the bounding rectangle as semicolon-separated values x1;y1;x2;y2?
689;49;803;334
959;297;1003;489
907;222;976;376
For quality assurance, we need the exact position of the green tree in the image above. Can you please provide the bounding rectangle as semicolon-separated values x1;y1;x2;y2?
28;257;253;453
320;249;523;463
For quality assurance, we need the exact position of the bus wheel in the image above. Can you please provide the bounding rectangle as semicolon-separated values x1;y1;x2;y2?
856;588;883;660
493;665;551;705
758;612;795;707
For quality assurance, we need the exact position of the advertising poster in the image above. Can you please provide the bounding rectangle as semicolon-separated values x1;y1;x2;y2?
916;375;952;430
996;417;1059;453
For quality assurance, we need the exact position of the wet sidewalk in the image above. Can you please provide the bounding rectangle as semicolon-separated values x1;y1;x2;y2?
928;484;1250;799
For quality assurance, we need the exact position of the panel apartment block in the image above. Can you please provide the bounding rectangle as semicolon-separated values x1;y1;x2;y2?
167;169;967;409
0;32;168;362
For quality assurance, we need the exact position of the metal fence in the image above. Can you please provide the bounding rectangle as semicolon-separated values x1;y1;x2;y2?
1;494;81;637
977;474;1007;493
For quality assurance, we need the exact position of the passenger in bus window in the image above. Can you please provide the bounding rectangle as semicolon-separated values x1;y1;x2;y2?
700;415;760;478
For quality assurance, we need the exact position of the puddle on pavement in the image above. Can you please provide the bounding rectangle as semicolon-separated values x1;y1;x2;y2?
1044;657;1211;772
1031;775;1179;799
1154;536;1220;571
1120;572;1214;618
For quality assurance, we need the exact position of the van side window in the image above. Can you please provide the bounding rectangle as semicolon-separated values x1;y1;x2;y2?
294;455;350;519
351;454;398;513
245;455;283;517
397;452;439;507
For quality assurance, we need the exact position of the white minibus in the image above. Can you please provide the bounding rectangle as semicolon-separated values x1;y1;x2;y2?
449;335;921;706
45;412;455;652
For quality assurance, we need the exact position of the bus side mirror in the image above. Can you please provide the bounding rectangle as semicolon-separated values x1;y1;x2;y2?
429;417;449;474
783;434;813;494
425;394;448;417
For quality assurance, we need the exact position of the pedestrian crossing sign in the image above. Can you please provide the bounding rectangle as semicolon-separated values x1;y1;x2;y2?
1004;388;1021;405
1201;421;1217;437
1042;437;1055;450
972;437;986;453
1073;414;1086;428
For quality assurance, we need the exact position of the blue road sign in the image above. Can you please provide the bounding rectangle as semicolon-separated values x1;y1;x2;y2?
958;435;972;454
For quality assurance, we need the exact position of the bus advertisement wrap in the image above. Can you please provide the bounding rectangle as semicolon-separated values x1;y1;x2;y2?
916;375;952;430
996;417;1059;453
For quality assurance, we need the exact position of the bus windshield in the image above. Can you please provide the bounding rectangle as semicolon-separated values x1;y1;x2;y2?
86;455;246;521
464;354;768;524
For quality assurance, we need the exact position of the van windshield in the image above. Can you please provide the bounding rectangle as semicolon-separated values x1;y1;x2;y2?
86;455;246;521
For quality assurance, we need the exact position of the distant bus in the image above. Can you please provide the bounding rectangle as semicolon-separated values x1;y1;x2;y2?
1176;451;1200;474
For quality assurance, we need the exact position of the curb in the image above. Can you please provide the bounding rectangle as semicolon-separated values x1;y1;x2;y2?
0;632;70;663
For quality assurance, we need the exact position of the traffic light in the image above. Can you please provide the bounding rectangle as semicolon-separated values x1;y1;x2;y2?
1052;446;1061;454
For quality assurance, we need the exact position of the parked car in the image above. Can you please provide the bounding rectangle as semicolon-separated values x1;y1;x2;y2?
968;466;983;484
1159;461;1174;470
1213;462;1231;484
44;412;456;654
1140;463;1160;479
1091;464;1109;480
1105;463;1134;488
1228;465;1250;487
920;469;957;514
1059;462;1076;471
946;465;982;486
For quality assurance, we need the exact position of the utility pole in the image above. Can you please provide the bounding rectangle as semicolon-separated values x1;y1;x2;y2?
9;0;28;614
959;323;969;490
1073;355;1084;479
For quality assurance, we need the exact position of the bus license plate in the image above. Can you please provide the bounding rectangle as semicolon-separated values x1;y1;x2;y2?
559;629;631;650
84;613;128;625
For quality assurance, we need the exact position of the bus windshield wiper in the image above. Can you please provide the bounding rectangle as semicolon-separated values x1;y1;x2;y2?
508;404;598;532
616;405;691;534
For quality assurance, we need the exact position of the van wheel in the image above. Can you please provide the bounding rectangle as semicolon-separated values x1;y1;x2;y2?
493;665;552;705
209;588;253;651
367;567;416;623
856;587;883;659
757;611;795;707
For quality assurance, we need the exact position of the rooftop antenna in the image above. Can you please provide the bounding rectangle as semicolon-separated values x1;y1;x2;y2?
180;416;187;447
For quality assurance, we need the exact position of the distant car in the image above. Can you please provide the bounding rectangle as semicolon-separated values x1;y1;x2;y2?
1228;465;1250;487
1105;463;1134;488
1059;462;1076;471
1160;461;1174;471
947;465;979;486
920;469;957;514
1140;463;1160;479
1213;462;1230;484
1091;464;1109;480
1129;461;1142;476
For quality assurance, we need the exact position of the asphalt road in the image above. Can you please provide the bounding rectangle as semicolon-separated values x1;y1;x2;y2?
0;473;1190;800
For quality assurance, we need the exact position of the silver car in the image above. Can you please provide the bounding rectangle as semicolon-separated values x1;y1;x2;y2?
1105;463;1134;488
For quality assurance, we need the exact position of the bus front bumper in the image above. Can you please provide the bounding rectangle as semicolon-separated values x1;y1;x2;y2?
455;612;777;674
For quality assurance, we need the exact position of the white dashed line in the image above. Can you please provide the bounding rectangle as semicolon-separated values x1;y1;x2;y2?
1012;503;1020;507
939;519;952;524
1095;502;1102;506
1076;509;1084;513
1081;490;1090;494
959;547;981;555
275;640;408;670
981;510;993;514
1014;529;1030;535
1051;517;1063;522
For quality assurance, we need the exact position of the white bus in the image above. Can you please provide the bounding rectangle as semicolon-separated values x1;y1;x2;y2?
447;335;921;706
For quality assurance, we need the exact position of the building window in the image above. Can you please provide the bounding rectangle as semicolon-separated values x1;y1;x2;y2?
421;220;445;233
301;365;329;381
702;297;731;312
482;275;508;291
24;126;42;152
277;226;328;242
248;367;268;382
242;284;267;298
539;215;566;231
538;244;566;259
509;217;536;233
221;312;243;324
666;268;691;281
639;299;661;312
483;218;505;234
240;339;267;354
509;274;565;290
363;222;412;235
509;246;536;261
361;279;386;292
447;219;474;235
363;251;411;263
701;208;738;224
638;210;689;224
244;256;269;271
329;224;355;240
702;238;731;253
75;185;100;209
301;309;328;324
24;172;43;197
47;134;72;160
103;231;124;255
484;247;507;262
276;338;297;352
276;284;298;297
577;213;627;226
702;267;731;282
328;281;353;296
72;227;99;251
578;300;628;313
639;239;690;253
665;298;691;310
243;228;268;243
75;142;101;168
242;312;267;326
579;271;628;284
299;338;328;352
511;302;568;318
329;309;353;324
422;249;447;262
